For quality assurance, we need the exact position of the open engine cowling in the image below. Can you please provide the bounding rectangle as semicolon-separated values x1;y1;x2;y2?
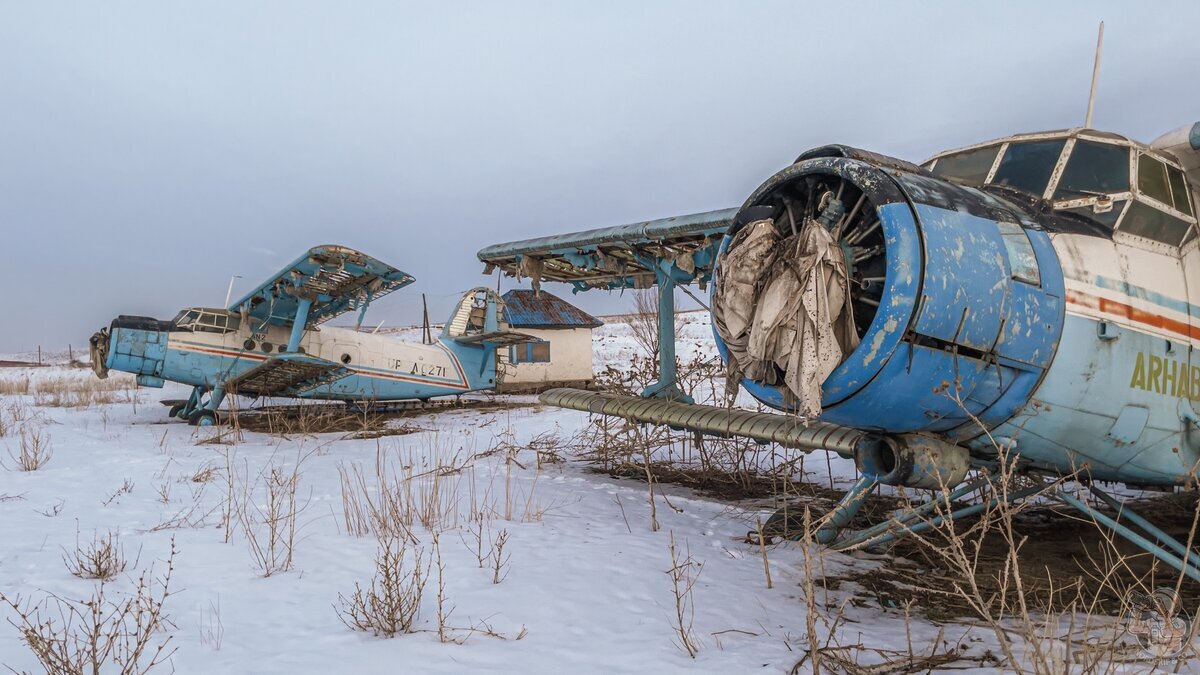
711;146;1066;440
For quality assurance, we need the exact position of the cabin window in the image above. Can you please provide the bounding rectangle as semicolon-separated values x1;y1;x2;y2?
510;340;550;364
1054;141;1129;199
1120;201;1192;246
931;145;999;186
997;222;1040;285
990;139;1067;197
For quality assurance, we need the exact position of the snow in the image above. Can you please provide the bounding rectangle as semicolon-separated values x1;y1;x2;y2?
0;314;1128;673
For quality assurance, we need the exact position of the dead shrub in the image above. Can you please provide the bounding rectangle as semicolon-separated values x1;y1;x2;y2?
337;532;429;638
62;529;131;581
6;425;53;471
1;539;177;675
232;450;312;577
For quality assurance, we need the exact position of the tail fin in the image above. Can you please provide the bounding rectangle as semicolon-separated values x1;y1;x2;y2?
439;288;534;388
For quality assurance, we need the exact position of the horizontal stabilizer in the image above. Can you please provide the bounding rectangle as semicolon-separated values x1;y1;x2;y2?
539;388;867;454
223;353;350;397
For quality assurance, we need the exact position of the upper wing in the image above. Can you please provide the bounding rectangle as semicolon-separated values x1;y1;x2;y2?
229;245;414;328
476;208;735;292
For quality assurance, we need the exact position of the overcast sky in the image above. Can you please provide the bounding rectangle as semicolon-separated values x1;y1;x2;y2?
2;1;1198;353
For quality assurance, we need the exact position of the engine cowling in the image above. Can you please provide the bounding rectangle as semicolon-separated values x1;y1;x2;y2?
711;146;1066;441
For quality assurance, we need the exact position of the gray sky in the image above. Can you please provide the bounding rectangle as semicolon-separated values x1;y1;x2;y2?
2;1;1198;352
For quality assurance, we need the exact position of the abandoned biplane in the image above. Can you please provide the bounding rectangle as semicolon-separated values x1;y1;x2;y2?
89;245;528;425
478;121;1200;579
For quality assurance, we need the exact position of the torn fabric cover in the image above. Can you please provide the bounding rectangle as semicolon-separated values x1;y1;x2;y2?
712;218;859;418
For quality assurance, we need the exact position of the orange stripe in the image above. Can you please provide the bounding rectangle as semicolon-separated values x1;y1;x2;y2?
1066;290;1200;341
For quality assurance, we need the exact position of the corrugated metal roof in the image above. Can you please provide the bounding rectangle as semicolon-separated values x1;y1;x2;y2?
502;290;603;329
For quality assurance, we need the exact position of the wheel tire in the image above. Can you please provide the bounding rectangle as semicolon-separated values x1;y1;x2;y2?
168;403;186;419
188;410;218;427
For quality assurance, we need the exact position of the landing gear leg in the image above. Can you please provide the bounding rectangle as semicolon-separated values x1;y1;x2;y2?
187;386;226;427
172;386;206;420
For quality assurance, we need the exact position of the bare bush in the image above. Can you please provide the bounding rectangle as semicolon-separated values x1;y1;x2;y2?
628;288;683;362
491;529;510;584
337;533;429;638
62;529;131;581
666;531;702;658
233;451;312;577
1;539;177;675
6;425;53;471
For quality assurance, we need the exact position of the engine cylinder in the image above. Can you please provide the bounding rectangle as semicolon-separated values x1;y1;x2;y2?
855;434;970;489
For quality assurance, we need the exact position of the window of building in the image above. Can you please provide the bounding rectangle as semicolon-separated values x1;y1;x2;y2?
511;340;551;364
931;145;1000;186
1054;141;1129;199
990;139;1067;197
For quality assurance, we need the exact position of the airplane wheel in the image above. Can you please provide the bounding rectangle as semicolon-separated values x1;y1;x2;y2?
188;410;218;427
168;403;186;419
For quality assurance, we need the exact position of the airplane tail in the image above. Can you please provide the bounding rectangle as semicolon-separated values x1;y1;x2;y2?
438;288;533;390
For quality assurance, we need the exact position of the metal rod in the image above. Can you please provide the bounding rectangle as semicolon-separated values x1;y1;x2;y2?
1055;490;1200;584
1089;484;1200;569
831;474;995;550
1085;21;1104;128
845;484;1047;551
677;283;711;312
836;193;867;240
816;475;879;544
848;218;881;245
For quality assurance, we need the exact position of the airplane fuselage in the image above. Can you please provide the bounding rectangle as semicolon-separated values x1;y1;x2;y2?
108;320;491;402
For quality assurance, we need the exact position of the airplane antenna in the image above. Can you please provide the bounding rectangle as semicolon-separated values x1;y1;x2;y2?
223;274;243;307
1084;21;1104;128
372;320;385;334
421;293;432;345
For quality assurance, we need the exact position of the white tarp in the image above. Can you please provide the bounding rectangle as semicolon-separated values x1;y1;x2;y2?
712;217;859;417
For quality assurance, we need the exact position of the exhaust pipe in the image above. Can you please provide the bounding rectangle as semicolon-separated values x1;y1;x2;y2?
854;434;970;489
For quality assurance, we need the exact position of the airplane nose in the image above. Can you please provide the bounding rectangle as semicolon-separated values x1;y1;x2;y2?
710;148;1065;438
102;316;172;384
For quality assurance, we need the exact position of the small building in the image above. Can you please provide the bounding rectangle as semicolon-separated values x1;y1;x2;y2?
498;289;602;393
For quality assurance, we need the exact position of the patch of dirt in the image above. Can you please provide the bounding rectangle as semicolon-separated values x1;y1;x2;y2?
837;492;1200;621
596;457;1200;621
231;399;538;436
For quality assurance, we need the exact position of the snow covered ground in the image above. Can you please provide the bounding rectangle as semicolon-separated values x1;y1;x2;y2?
0;315;1170;673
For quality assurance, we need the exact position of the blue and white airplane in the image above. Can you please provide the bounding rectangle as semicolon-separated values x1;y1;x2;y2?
90;245;528;425
478;121;1200;577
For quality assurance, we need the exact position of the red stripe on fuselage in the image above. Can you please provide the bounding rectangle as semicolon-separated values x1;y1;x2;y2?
1066;290;1200;341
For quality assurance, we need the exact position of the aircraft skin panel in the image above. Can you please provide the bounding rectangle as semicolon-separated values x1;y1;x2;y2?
981;229;1200;486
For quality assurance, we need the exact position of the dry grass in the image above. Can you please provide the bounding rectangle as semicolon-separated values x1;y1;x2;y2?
1;539;177;675
27;374;139;409
666;530;702;658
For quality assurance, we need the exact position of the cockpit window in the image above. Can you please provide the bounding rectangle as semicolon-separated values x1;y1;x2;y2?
173;308;239;334
991;139;1067;197
1138;155;1172;206
931;145;999;186
1121;201;1192;246
1167;166;1194;216
1054;141;1129;199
